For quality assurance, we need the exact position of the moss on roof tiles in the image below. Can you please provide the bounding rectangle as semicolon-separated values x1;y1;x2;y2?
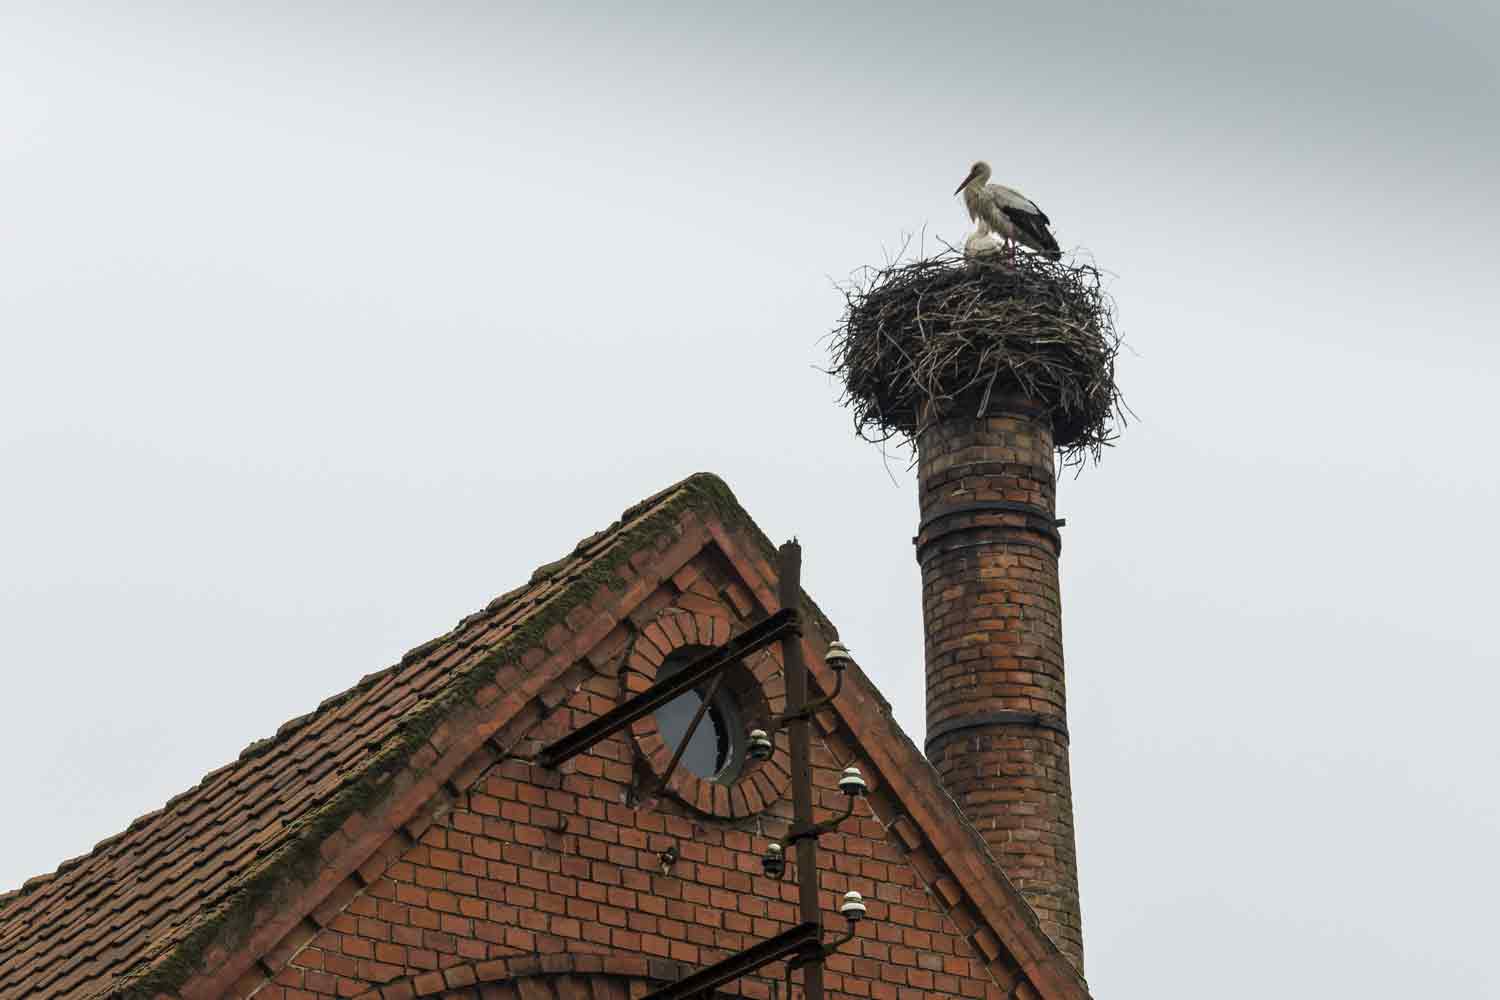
90;472;761;999
1;472;844;1000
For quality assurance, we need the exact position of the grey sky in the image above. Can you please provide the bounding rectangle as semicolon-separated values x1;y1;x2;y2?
2;2;1497;996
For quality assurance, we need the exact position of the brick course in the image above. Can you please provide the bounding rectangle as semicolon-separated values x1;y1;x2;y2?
915;400;1084;969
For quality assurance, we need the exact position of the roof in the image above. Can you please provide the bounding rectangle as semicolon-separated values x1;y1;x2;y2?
0;474;750;1000
0;472;1090;1000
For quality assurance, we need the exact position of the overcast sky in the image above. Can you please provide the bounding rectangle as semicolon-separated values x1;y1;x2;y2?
3;2;1498;997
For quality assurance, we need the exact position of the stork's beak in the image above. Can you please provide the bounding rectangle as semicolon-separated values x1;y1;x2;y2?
953;166;981;195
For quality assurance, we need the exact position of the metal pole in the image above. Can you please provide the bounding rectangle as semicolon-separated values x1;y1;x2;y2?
778;541;824;1000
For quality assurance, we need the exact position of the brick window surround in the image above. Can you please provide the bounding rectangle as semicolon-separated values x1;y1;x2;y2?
353;952;707;1000
623;609;790;819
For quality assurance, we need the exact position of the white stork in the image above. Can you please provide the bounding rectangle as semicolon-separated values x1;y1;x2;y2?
954;161;1061;261
963;227;1005;259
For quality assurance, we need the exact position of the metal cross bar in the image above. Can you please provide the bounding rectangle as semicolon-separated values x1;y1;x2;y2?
640;921;822;1000
647;668;727;798
535;608;798;769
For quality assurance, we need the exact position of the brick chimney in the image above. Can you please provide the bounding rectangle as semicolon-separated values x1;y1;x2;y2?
915;392;1084;969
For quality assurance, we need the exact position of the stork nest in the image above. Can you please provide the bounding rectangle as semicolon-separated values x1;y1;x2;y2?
828;247;1125;468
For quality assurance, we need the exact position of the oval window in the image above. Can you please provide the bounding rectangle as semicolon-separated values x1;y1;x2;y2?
654;651;746;784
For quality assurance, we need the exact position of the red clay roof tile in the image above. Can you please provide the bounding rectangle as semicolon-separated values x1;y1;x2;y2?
0;474;730;1000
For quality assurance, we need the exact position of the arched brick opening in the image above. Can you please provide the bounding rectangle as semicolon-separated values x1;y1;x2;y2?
352;954;713;1000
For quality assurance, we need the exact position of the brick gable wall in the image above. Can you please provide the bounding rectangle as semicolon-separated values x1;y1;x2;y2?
248;552;1045;1000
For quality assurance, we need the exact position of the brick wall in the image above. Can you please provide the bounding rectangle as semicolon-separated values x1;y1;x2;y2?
915;399;1083;969
252;552;1046;1000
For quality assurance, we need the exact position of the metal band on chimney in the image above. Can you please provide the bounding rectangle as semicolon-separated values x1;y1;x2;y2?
917;500;1061;535
913;500;1064;566
924;711;1071;757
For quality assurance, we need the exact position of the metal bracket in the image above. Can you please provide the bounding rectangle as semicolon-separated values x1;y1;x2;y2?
784;795;857;846
535;608;798;769
769;666;843;726
793;925;857;966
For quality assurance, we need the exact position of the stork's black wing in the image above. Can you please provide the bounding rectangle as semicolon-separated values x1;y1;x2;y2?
1002;206;1061;262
